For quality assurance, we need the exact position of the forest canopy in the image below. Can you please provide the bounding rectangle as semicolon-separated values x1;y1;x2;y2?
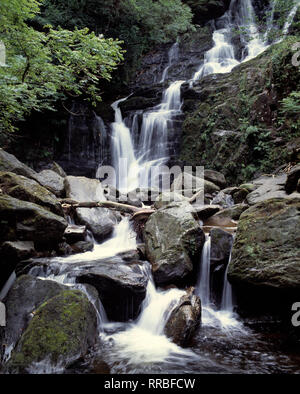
0;0;194;137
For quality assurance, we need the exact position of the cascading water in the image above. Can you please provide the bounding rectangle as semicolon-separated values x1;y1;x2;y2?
196;235;212;306
160;42;180;83
111;78;184;191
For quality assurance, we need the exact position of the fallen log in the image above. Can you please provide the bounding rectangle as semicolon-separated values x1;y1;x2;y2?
61;200;144;214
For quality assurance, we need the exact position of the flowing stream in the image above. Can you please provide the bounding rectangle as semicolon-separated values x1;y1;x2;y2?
9;0;300;374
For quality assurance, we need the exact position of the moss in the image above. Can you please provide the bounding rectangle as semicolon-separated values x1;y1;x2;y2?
7;290;97;372
180;37;300;184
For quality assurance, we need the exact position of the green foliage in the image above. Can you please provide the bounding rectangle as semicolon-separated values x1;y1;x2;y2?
280;91;300;116
36;0;194;82
0;0;124;135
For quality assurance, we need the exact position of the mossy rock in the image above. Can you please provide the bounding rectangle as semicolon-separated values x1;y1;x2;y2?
6;290;98;373
0;194;67;244
228;197;300;289
144;202;205;286
0;171;63;216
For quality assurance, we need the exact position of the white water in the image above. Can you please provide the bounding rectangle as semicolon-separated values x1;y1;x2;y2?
102;266;197;370
111;79;184;191
282;1;300;36
221;254;234;312
196;235;212;306
160;42;180;83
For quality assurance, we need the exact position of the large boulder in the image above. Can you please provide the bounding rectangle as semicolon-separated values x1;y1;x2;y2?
212;203;249;221
210;228;234;306
6;290;98;373
204;169;226;189
0;149;39;182
64;176;117;241
0;275;68;363
59;252;149;322
246;174;299;205
36;170;65;197
0;195;68;245
0;171;63;216
164;290;201;346
229;197;300;289
144;202;205;286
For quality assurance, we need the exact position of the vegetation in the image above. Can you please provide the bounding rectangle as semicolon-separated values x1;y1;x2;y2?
0;0;124;139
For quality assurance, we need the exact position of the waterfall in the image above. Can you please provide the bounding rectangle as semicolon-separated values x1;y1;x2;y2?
196;235;211;306
221;254;234;312
111;80;184;191
282;1;300;36
160;42;180;83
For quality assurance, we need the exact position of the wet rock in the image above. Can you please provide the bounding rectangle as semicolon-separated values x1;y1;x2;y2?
229;198;300;289
73;255;149;322
36;170;65;197
64;225;87;244
0;149;39;183
0;195;67;246
0;241;36;289
164;290;201;347
239;183;257;192
144;202;205;286
64;176;117;241
0;171;64;216
6;290;98;373
71;241;94;254
285;164;300;194
210;228;233;305
0;275;68;364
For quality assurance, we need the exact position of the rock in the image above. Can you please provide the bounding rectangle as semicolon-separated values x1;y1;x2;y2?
64;225;87;244
285;164;300;194
0;171;64;217
210;228;234;268
0;195;68;245
211;191;234;208
0;241;36;289
0;241;35;262
221;187;240;196
154;191;189;209
71;255;149;322
210;228;233;306
171;172;220;195
246;174;291;205
298;179;300;193
1;275;68;363
64;176;117;241
212;203;249;221
0;149;39;183
164;291;201;346
228;198;300;290
6;290;98;373
144;202;205;286
192;205;221;220
71;241;94;254
239;183;257;192
204;169;226;189
36;170;65;197
232;188;249;204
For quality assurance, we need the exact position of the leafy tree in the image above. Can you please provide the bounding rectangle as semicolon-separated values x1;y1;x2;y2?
0;0;124;136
